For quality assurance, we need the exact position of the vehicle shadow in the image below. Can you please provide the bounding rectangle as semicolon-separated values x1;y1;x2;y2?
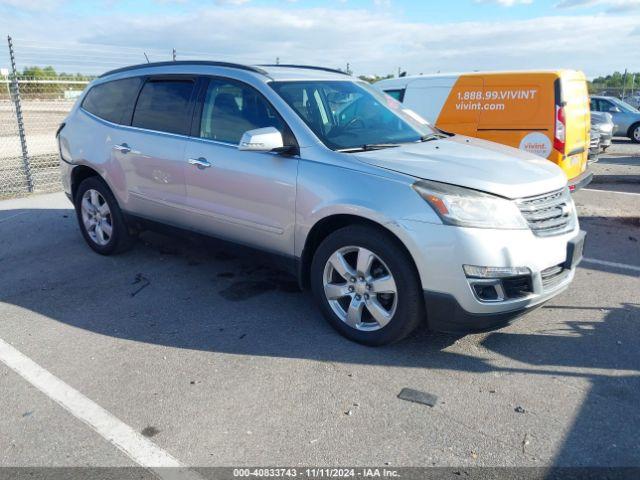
1;206;639;467
596;155;640;167
611;138;633;144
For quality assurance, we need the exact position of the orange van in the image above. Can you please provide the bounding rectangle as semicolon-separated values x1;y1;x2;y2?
376;70;592;190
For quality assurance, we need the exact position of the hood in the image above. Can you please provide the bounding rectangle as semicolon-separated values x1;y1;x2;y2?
590;111;613;126
353;135;567;199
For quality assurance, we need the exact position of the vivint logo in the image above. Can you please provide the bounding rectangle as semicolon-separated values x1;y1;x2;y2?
519;132;552;159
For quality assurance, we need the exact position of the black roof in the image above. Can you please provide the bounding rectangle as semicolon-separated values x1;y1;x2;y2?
99;60;269;78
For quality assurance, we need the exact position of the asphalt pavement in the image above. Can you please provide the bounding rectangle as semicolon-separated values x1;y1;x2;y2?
0;141;638;473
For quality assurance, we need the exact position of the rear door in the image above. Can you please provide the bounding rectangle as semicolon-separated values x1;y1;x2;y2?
560;71;590;179
118;75;198;226
183;77;298;255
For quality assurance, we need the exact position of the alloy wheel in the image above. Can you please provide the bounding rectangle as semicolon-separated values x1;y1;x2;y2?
322;246;398;331
80;189;113;246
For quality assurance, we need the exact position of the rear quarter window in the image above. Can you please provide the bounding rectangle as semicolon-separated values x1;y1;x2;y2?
81;77;143;125
132;79;195;135
384;89;405;102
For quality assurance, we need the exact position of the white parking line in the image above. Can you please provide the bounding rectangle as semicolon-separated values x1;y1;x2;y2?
582;188;640;197
0;337;203;480
582;257;640;274
0;211;27;223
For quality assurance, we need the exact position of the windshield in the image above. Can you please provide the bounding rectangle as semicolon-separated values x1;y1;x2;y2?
270;80;437;151
611;97;640;114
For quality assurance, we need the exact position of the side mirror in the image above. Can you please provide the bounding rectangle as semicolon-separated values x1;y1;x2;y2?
238;127;284;152
608;106;621;113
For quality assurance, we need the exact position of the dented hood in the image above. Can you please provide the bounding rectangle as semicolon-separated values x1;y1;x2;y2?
353;135;567;199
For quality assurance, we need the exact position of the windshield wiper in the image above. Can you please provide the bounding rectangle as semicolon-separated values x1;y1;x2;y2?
420;133;447;142
337;143;400;153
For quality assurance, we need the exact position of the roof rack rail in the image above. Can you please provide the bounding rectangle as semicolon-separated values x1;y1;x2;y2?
99;60;269;78
259;64;349;76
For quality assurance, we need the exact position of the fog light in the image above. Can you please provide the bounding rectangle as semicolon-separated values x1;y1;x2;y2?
473;284;499;301
463;265;531;279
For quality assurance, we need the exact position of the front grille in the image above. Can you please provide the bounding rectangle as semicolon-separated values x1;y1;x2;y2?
516;188;575;237
541;263;570;290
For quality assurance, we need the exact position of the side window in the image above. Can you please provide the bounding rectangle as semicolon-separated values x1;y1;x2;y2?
384;89;405;102
81;77;143;124
589;98;597;111
200;79;287;144
132;79;195;135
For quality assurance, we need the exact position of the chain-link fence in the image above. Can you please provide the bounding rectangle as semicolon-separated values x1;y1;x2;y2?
1;76;89;198
1;36;91;198
0;35;273;199
589;86;640;108
0;76;28;197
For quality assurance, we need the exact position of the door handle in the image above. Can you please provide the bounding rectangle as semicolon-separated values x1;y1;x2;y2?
113;143;131;154
188;157;211;169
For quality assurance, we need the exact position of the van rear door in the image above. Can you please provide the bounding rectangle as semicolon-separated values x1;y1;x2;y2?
558;71;590;180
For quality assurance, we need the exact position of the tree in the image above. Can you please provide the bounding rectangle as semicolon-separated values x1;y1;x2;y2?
590;71;639;91
22;65;58;78
358;74;394;84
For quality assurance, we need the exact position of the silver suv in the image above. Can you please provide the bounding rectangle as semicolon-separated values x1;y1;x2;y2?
58;61;585;345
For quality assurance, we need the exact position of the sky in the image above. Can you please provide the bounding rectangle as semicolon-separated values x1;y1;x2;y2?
0;0;638;78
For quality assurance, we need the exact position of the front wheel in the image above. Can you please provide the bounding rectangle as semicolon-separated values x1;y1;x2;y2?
630;123;640;143
310;225;424;346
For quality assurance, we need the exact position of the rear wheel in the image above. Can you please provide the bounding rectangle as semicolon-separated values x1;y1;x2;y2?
74;176;134;255
310;225;424;346
630;123;640;143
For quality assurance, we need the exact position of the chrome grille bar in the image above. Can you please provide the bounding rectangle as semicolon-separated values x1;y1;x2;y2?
516;188;575;237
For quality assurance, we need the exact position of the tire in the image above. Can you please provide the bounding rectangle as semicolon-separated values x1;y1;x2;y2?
310;225;424;346
74;176;134;255
630;123;640;144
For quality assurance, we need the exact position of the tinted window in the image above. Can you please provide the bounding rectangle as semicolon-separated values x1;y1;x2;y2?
384;89;405;102
81;77;143;124
132;79;195;135
200;79;287;144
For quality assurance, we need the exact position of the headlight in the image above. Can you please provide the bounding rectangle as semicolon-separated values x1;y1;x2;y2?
412;180;528;229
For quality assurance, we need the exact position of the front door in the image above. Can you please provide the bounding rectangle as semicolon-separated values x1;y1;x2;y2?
184;78;298;256
593;98;626;136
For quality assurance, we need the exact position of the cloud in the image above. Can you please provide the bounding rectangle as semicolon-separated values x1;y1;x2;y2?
556;0;640;12
476;0;533;6
215;0;251;4
0;0;61;9
1;4;638;78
